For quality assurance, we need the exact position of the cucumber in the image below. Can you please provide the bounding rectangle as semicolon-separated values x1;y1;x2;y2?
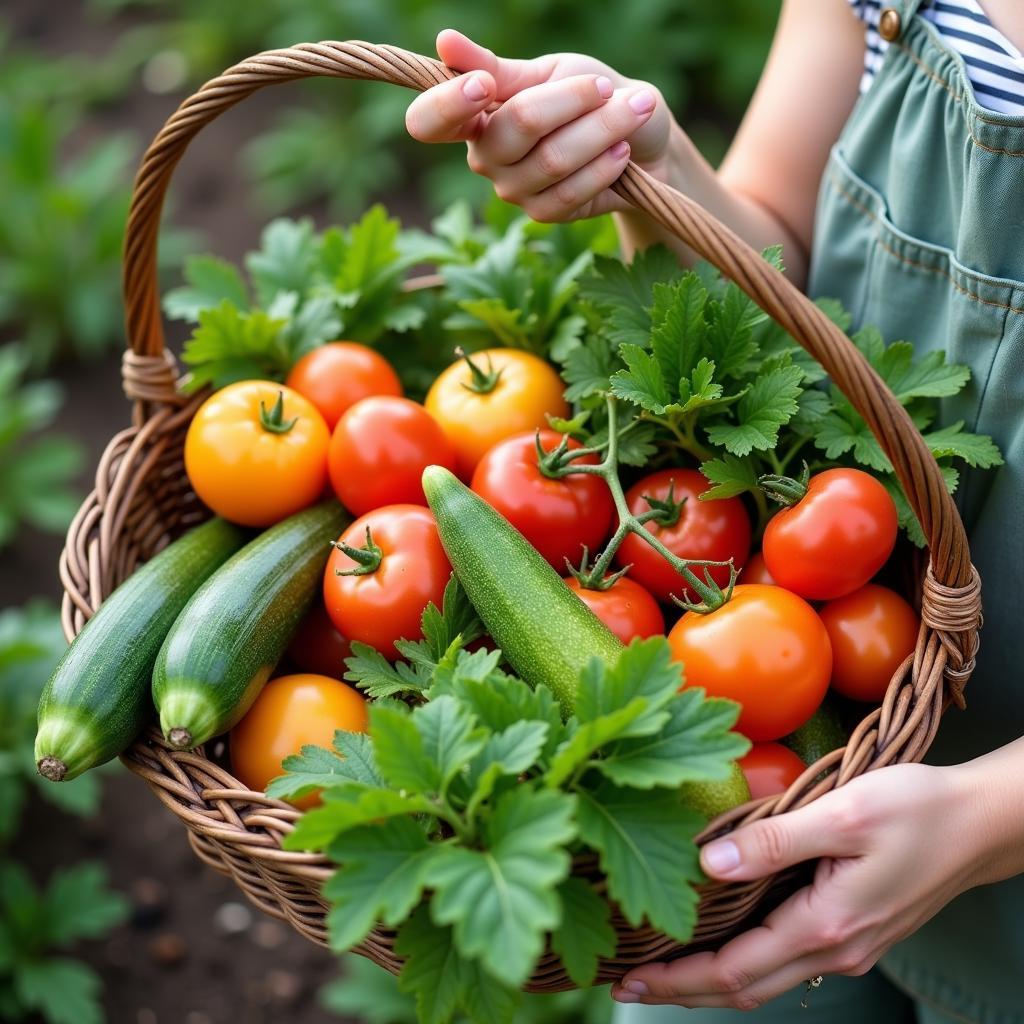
422;466;622;714
153;501;348;749
35;518;248;782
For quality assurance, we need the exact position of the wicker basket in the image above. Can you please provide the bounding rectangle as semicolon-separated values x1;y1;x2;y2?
59;42;983;992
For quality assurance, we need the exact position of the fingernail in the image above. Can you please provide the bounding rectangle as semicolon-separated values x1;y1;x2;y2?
609;141;630;160
596;75;614;99
625;980;649;996
703;839;741;874
463;74;487;101
613;989;640;1004
628;89;656;115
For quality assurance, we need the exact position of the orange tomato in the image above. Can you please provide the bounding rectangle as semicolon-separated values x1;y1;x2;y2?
425;348;569;479
184;380;329;527
739;742;807;799
669;584;832;741
229;673;368;808
287;601;351;677
286;342;402;429
819;583;920;702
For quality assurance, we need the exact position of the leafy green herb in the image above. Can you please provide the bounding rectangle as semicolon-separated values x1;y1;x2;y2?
279;638;746;1024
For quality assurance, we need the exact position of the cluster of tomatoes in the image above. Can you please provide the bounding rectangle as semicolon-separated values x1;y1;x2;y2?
182;339;921;807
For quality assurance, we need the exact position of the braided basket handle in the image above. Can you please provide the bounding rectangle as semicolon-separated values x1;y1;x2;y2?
122;40;972;590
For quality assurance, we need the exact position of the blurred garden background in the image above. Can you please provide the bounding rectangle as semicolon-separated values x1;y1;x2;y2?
0;1;779;1020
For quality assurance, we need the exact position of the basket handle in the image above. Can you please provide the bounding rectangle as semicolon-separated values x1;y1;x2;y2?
122;40;972;590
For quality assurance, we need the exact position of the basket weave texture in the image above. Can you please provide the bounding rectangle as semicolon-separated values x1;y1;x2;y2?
60;41;983;991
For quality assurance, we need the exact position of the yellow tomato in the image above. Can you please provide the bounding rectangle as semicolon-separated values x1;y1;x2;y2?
184;380;329;527
229;673;368;809
424;348;569;479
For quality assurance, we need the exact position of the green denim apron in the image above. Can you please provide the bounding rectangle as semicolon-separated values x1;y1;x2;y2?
616;1;1024;1021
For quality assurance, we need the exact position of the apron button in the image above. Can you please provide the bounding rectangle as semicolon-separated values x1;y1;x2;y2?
879;7;902;41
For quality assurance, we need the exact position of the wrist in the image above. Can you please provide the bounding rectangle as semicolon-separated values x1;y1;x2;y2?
947;740;1024;889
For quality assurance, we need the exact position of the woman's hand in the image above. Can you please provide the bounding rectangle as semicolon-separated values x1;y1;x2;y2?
612;761;993;1010
405;29;673;222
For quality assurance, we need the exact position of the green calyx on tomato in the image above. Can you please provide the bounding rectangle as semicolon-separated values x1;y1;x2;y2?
258;390;299;435
637;481;684;529
455;346;503;395
563;547;631;592
757;461;811;507
330;525;383;577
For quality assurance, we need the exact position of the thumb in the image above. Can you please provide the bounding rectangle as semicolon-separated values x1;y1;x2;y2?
700;789;866;881
436;28;556;100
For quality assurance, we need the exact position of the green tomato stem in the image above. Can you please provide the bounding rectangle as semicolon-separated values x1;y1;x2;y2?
332;526;383;577
259;390;298;434
456;346;503;395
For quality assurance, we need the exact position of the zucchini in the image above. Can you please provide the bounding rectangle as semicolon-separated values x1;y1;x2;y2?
35;518;248;782
422;466;622;714
153;501;348;749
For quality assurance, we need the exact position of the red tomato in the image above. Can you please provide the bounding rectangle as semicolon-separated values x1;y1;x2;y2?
616;469;751;603
668;584;832;741
286;342;402;429
229;673;368;809
742;552;776;586
324;505;451;658
739;742;808;800
819;584;920;702
328;396;456;516
471;430;615;570
287;601;351;677
762;468;897;600
564;575;665;644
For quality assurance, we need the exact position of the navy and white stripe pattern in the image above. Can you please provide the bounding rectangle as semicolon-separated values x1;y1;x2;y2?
851;0;1024;115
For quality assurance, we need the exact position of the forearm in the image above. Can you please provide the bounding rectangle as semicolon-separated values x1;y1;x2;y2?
954;736;1024;887
613;122;810;286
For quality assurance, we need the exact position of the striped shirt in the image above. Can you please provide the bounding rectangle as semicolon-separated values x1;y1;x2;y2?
851;0;1024;114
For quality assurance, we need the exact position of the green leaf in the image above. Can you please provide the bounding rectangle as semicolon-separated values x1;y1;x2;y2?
704;282;762;379
344;642;432;700
597;692;749;789
13;958;103;1024
163;254;249;320
245;217;318;305
813;407;892;472
43;864;128;945
464;720;550;818
676;357;726;413
285;787;433;852
705;364;803;455
650;275;708;389
579;247;681;347
575;638;682;734
180;300;289;391
550;877;615;988
413;696;487;796
424;787;576;987
325;818;437;951
699;453;759;499
395;907;466;1024
577;782;704;943
369;702;442;795
609;344;671;413
403;576;484;665
395;907;521;1024
267;731;383;801
545;705;651;789
560;335;616;402
923;421;1003;468
333;204;401;295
